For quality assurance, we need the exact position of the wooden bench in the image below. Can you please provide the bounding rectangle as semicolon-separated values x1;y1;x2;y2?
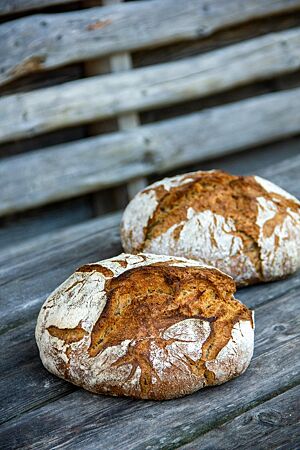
0;0;299;448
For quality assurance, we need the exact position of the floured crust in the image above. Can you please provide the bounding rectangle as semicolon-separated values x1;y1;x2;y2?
36;253;254;400
121;171;300;285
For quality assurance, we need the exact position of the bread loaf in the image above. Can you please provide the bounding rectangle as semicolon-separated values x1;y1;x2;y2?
121;170;300;285
36;253;254;400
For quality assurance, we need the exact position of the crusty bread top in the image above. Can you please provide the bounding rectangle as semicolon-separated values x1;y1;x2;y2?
121;170;300;283
36;253;253;400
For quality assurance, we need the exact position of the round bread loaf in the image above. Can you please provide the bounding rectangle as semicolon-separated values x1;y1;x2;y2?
121;170;300;285
36;253;254;400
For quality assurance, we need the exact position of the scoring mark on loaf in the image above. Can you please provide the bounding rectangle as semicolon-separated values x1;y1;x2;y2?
121;171;205;252
256;197;300;279
77;264;114;277
121;170;300;285
36;254;254;399
205;319;254;384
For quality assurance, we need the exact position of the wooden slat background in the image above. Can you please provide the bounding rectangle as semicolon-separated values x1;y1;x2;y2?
0;0;300;250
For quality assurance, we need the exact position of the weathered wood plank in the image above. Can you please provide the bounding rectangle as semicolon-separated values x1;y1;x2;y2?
1;27;300;143
132;13;300;68
0;333;298;449
0;198;92;252
1;0;300;86
256;151;300;198
0;0;76;16
0;212;122;334
1;87;300;216
0;286;298;425
180;385;300;449
190;137;300;180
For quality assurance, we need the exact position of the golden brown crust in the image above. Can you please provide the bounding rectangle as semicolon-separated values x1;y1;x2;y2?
47;324;87;344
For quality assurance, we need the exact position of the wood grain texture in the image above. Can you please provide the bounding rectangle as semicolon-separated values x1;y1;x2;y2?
188;137;300;179
0;198;92;251
132;13;300;68
0;286;299;425
1;87;300;216
0;333;298;449
1;0;300;85
180;385;300;449
0;0;76;16
1;27;300;143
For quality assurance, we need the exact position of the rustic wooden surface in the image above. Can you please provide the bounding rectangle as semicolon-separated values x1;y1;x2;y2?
0;153;299;449
1;88;300;216
181;386;300;449
1;0;300;86
1;26;300;143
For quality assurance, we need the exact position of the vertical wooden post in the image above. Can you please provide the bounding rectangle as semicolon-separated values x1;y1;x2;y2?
84;0;147;216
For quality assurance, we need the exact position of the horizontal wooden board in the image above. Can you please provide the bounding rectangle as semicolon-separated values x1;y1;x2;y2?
181;385;300;449
1;88;300;216
132;13;300;68
1;284;298;425
1;27;300;143
1;0;300;85
188;137;300;180
0;197;92;251
0;333;298;449
0;0;76;16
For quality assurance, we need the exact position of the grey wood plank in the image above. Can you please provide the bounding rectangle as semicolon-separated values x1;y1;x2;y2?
0;286;299;426
0;198;92;252
0;0;76;16
0;333;298;449
0;212;122;334
2;27;300;143
1;88;300;216
132;13;300;68
189;137;300;179
1;0;299;85
180;385;300;449
256;151;300;199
